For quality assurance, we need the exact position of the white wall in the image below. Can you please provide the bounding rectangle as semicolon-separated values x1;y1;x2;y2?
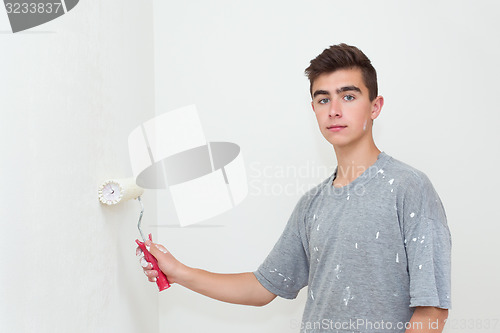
154;1;500;332
0;1;159;332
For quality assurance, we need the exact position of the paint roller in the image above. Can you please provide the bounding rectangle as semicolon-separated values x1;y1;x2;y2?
98;178;170;291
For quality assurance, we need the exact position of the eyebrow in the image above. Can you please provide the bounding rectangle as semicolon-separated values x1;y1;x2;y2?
312;85;362;98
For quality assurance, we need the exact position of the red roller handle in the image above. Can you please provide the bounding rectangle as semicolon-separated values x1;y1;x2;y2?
136;234;170;291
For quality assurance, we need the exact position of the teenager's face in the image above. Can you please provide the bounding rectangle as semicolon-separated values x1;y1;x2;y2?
311;68;383;149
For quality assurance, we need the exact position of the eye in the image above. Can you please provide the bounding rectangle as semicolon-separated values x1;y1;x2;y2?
318;98;330;104
343;95;355;101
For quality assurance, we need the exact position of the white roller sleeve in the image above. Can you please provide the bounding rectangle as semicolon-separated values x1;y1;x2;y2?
98;178;144;205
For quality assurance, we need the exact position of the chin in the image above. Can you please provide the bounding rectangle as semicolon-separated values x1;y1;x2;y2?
322;134;348;147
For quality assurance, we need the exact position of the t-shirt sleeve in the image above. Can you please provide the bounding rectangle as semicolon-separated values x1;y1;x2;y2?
400;172;452;309
253;194;311;299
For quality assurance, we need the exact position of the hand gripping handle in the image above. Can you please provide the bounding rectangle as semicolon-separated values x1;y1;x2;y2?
136;234;170;291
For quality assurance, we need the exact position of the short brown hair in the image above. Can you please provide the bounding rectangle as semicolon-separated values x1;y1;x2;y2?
305;43;378;101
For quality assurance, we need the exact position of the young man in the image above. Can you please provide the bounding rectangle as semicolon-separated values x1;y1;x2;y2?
138;43;451;332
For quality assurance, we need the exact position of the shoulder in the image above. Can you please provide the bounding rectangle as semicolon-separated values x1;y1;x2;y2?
385;154;446;222
384;155;435;191
289;174;332;219
299;174;332;204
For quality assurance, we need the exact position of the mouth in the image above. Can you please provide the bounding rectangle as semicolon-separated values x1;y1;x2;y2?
327;125;347;132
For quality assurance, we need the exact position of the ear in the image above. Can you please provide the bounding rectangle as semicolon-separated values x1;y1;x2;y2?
311;100;316;112
371;96;384;120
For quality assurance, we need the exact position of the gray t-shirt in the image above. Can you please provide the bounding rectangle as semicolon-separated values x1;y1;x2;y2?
254;152;451;333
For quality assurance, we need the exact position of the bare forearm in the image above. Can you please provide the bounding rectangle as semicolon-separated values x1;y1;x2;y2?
405;307;448;333
140;241;276;306
177;266;276;306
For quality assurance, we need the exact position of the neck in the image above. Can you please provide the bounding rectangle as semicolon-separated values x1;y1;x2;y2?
332;141;381;187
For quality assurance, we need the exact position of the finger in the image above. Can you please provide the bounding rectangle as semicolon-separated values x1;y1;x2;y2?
144;269;158;279
140;257;151;269
139;257;153;270
136;247;143;257
145;240;169;259
145;239;157;258
155;244;169;254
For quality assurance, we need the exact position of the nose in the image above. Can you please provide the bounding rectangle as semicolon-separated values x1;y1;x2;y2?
328;100;342;118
